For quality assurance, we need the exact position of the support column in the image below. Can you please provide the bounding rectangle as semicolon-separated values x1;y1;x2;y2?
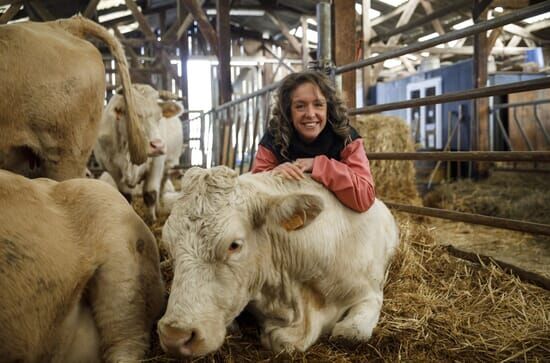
333;0;356;107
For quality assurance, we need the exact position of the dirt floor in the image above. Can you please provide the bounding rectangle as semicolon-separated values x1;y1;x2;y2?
428;218;550;282
423;169;550;285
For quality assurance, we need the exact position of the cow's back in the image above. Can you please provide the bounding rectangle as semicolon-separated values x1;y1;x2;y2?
0;171;97;361
0;21;105;180
0;170;164;362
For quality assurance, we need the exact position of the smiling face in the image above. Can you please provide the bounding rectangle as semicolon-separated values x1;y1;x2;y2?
290;82;328;143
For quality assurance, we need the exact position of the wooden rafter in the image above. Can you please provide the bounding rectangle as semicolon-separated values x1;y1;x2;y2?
0;0;21;24
419;0;445;35
124;0;155;38
262;44;294;72
181;0;218;55
265;10;305;59
113;26;141;68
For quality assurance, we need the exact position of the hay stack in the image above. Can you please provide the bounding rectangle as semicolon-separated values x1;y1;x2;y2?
353;114;422;206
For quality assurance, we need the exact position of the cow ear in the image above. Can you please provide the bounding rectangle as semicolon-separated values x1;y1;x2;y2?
159;101;183;118
265;193;324;231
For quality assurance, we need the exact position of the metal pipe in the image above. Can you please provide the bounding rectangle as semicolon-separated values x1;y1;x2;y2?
492;98;550;109
316;0;332;69
494;111;514;151
349;77;550;115
366;151;550;161
336;1;550;74
385;202;550;236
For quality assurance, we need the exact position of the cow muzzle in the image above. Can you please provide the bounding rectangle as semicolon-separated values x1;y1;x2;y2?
158;322;197;357
157;316;226;357
148;138;166;156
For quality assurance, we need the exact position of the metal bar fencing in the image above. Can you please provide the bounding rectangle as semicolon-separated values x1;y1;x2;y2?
177;1;550;237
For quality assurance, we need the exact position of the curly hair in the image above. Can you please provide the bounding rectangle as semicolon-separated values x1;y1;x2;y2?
268;70;352;160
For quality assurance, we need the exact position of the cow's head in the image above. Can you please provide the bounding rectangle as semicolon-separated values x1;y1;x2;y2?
158;166;323;357
113;84;183;159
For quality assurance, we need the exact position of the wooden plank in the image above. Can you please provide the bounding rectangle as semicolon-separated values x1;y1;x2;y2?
217;0;232;105
0;0;21;24
83;0;101;18
124;0;155;38
333;0;356;108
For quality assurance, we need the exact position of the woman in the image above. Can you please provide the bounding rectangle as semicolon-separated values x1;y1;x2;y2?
251;70;375;212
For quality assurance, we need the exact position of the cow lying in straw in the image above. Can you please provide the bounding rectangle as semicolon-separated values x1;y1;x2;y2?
158;166;399;357
0;170;165;362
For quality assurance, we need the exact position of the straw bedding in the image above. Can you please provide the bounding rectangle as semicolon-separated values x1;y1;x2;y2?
132;114;550;362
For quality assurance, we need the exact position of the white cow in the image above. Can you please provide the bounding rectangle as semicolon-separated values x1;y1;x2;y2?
94;84;184;221
158;166;399;357
0;170;165;362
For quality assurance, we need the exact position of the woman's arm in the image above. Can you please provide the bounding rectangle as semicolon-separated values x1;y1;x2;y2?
310;139;376;212
251;145;279;172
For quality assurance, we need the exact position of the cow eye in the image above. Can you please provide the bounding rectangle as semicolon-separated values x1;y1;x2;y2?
228;240;243;253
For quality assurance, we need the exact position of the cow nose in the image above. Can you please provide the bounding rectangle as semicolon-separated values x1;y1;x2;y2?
149;138;166;156
158;322;197;357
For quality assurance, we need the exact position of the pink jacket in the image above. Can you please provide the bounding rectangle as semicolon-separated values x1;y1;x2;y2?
251;138;376;212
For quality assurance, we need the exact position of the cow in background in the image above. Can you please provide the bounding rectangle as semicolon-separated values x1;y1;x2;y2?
0;16;148;180
158;166;399;357
94;84;184;221
0;170;165;362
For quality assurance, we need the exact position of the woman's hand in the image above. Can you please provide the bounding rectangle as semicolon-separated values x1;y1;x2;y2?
295;158;314;173
272;162;304;180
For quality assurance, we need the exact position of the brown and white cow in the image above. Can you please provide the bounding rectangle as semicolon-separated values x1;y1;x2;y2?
94;84;184;221
0;170;165;362
0;16;148;181
158;166;399;357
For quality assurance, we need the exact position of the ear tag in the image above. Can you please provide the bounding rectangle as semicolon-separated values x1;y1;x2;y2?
281;210;307;231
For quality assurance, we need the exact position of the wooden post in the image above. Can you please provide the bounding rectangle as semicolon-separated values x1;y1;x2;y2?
333;0;356;108
217;0;232;105
361;0;372;106
473;0;491;178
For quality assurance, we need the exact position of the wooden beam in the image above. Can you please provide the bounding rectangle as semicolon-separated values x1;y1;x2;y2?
301;16;309;68
333;0;356;108
419;0;445;36
507;34;522;47
371;2;408;26
266;11;303;57
83;0;100;18
526;19;550;33
0;0;21;24
217;0;232;104
124;0;155;38
262;45;294;72
181;0;218;55
369;44;530;56
361;0;374;103
473;0;491;177
503;23;541;42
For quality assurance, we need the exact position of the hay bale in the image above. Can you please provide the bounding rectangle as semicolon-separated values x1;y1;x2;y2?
353;114;422;206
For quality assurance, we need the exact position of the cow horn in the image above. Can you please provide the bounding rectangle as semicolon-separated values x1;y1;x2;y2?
115;86;124;95
158;90;181;100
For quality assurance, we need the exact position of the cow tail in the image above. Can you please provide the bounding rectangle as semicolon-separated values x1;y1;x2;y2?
57;15;148;165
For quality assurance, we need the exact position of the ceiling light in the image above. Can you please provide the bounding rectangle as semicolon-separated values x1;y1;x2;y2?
494;6;503;13
205;9;265;16
118;21;139;34
421;52;430;57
